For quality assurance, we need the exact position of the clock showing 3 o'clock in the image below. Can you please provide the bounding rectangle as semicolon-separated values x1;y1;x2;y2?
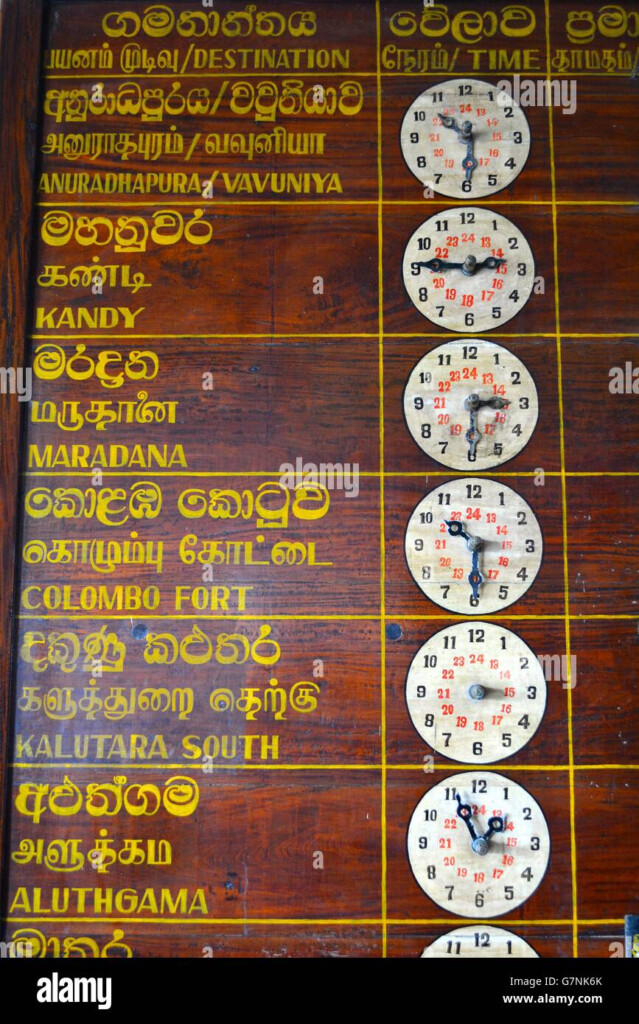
406;622;547;764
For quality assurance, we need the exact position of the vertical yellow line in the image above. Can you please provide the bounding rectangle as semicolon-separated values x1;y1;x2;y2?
544;0;579;958
375;0;387;958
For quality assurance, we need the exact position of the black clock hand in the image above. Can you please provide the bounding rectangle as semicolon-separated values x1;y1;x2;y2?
438;114;478;182
469;549;483;601
457;796;503;856
413;256;506;276
464;394;510;460
483;816;505;842
445;520;484;600
456;793;477;841
466;403;480;460
464;394;510;412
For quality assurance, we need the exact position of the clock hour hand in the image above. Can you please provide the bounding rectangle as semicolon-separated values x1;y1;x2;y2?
464;394;510;413
438;114;478;182
444;520;484;600
414;256;506;276
456;794;478;841
463;394;510;460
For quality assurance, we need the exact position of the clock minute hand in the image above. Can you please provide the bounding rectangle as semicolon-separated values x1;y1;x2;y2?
438;114;478;182
466;403;481;460
415;256;506;276
482;816;505;843
444;519;484;601
463;394;510;459
469;549;483;601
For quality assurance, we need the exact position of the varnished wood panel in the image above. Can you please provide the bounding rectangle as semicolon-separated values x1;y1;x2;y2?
0;0;44;898
1;0;638;960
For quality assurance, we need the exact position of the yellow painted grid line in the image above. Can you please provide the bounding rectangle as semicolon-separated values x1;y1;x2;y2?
29;333;381;340
375;0;387;960
35;200;639;207
19;470;639;478
2;917;625;926
10;763;638;772
391;614;639;620
43;70;637;79
16;614;383;622
37;201;378;208
28;333;639;339
545;0;578;960
16;614;639;622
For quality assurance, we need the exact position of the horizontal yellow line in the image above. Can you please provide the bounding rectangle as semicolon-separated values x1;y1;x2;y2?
383;333;639;339
17;614;379;621
10;763;638;772
391;918;625;927
2;916;625;926
9;763;379;771
17;613;639;622
389;764;639;771
35;199;639;208
28;333;638;340
20;470;639;478
43;72;381;80
392;614;639;621
392;614;563;621
4;916;382;925
42;71;635;79
388;72;634;78
37;201;377;208
30;333;379;340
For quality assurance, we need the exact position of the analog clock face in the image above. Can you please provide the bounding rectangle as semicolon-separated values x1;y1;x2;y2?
402;207;535;332
400;78;531;199
403;339;539;470
407;771;550;917
421;925;539;958
405;477;543;614
406;622;547;763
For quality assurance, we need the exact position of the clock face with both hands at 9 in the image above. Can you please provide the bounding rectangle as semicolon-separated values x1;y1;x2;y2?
402;206;535;332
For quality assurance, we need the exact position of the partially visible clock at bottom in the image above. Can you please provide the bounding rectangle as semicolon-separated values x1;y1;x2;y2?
421;925;540;957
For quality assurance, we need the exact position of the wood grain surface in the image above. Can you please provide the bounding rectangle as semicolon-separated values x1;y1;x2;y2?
0;0;638;959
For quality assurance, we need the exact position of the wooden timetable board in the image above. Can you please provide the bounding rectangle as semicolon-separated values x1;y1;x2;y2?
0;0;638;966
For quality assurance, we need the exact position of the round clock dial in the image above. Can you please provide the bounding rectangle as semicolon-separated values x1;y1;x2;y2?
407;770;550;917
405;477;543;614
403;339;539;470
402;207;535;332
406;622;547;763
401;78;531;199
421;925;539;958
